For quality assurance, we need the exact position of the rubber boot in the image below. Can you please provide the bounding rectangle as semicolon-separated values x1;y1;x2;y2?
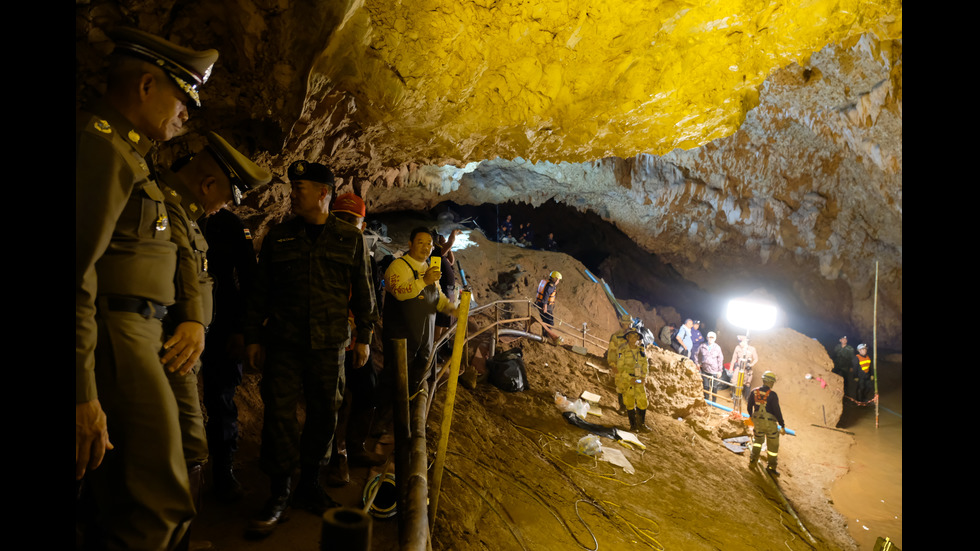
637;409;651;432
246;476;291;538
766;455;780;476
627;410;637;431
348;408;386;467
617;394;626;413
174;464;213;551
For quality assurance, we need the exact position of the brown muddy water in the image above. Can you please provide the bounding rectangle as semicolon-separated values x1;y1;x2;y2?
831;359;902;550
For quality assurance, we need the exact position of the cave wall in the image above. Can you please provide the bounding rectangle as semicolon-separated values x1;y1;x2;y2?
75;2;902;349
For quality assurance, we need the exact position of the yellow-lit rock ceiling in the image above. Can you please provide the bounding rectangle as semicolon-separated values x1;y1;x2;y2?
315;0;902;165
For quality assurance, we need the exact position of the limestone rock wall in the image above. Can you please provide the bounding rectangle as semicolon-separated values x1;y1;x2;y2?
75;2;902;349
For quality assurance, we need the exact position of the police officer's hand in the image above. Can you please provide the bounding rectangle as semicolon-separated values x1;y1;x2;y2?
247;343;266;371
353;343;370;368
76;399;113;480
162;321;206;375
423;266;441;286
780;426;786;435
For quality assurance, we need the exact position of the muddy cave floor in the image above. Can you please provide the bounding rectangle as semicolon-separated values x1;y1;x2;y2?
193;337;887;551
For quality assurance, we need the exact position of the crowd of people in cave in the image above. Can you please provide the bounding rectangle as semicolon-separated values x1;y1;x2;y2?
493;212;559;251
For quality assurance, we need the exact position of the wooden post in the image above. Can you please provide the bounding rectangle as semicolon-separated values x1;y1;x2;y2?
429;291;472;533
873;260;879;429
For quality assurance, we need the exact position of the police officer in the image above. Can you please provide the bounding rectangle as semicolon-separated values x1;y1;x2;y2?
244;161;379;537
158;131;271;534
76;27;218;550
747;371;787;475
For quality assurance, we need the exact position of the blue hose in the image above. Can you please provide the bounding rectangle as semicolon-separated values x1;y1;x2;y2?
706;399;796;435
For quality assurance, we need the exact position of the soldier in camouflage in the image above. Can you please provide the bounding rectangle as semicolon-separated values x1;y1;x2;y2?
244;160;378;537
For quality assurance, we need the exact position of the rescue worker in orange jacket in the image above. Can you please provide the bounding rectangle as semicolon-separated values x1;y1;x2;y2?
850;343;873;402
534;271;561;327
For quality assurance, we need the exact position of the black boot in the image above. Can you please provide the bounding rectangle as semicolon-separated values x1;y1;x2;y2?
766;455;780;476
627;410;637;431
617;394;626;413
246;476;291;538
347;408;386;467
213;462;244;502
324;450;350;487
637;409;651;432
292;469;341;515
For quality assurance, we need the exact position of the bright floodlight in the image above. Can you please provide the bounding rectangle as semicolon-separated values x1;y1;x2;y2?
726;299;778;331
449;230;476;252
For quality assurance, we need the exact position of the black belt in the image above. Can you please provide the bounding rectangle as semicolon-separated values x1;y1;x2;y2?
102;296;169;320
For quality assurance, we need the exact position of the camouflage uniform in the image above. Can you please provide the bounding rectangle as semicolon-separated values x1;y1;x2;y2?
245;214;377;479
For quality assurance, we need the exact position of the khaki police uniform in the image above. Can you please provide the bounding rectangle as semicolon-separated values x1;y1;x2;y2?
160;171;213;467
76;27;218;550
76;100;194;551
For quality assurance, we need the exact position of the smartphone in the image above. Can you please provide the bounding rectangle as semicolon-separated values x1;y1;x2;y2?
430;256;441;270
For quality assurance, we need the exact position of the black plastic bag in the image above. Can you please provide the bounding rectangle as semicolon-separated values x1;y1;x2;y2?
488;347;530;392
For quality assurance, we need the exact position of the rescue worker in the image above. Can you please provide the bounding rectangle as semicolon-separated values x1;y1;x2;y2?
606;313;634;412
616;330;651;432
159;132;271;527
851;343;873;402
534;271;562;328
76;26;218;550
832;335;854;379
747;371;786;475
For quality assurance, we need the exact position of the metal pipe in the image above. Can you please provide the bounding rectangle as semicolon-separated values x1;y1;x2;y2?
403;383;430;551
392;339;411;543
497;329;543;342
429;292;471;532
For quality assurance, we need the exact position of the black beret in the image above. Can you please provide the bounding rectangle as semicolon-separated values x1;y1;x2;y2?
287;160;334;186
204;132;272;206
107;27;219;107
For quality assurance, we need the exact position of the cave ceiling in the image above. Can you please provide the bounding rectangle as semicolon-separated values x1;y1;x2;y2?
75;0;903;349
